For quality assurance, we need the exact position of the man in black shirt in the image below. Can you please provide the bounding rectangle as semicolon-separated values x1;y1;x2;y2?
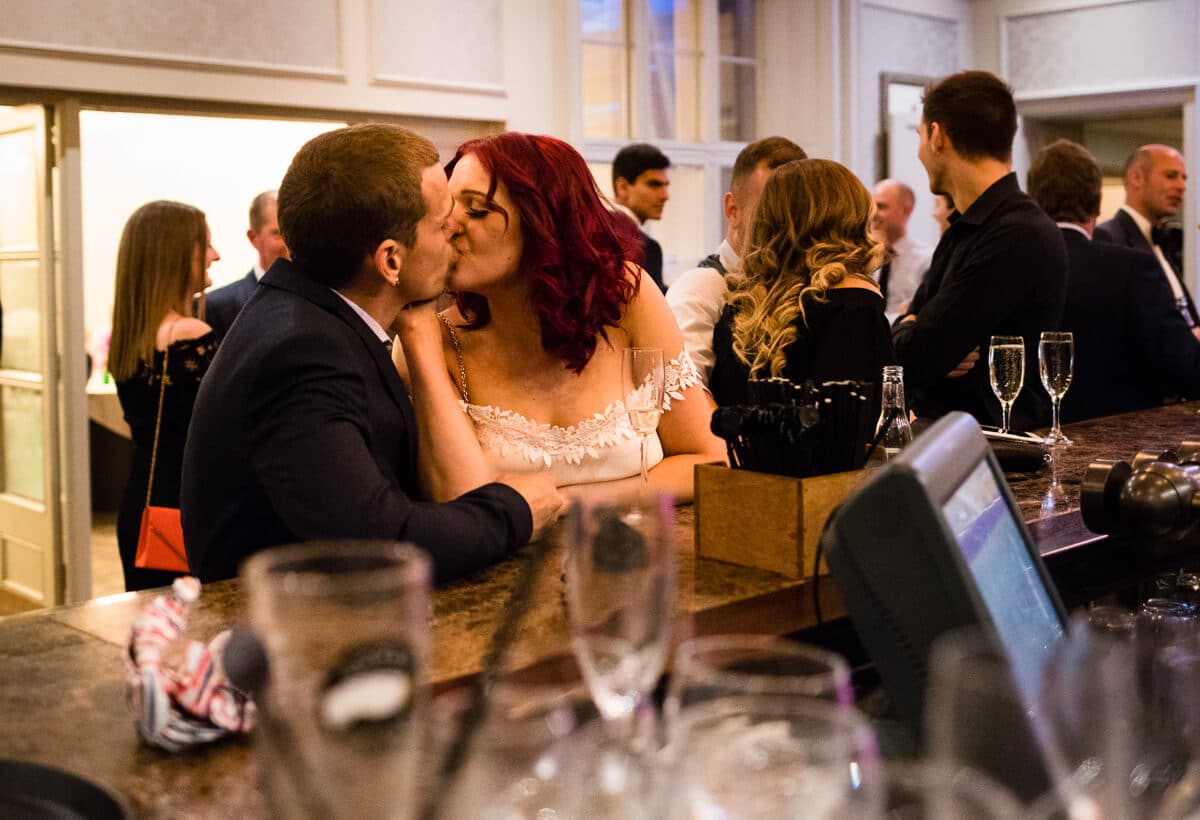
894;71;1067;431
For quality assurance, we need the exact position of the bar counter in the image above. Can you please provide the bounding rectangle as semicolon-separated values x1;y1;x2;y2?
2;402;1198;818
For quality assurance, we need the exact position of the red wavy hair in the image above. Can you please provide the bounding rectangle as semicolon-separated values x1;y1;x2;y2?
446;133;643;374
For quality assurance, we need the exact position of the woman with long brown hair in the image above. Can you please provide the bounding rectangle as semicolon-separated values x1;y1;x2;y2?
710;159;896;410
110;200;219;590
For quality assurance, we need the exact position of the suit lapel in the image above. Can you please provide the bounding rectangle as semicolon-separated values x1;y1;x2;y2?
1117;210;1151;252
260;261;414;415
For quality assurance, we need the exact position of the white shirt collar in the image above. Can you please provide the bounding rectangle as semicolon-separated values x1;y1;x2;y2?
1056;222;1091;238
253;262;267;281
717;238;741;273
1119;204;1154;244
330;289;391;344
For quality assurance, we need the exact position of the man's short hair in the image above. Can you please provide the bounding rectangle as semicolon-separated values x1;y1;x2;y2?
922;71;1017;162
277;124;438;288
248;190;277;232
1027;139;1102;224
612;143;670;187
731;136;808;195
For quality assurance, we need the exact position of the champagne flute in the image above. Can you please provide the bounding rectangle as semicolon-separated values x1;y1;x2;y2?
564;492;675;754
622;348;665;487
1039;332;1074;447
988;335;1025;434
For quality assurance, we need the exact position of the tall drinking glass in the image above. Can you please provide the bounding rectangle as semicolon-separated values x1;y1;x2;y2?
988;335;1025;434
1039;331;1074;446
564;492;675;751
242;540;430;820
622;347;665;487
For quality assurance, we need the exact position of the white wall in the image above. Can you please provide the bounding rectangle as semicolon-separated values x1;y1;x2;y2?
78;112;342;346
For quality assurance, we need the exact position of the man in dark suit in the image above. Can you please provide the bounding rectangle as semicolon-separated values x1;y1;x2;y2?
1027;139;1200;421
203;190;289;341
182;124;563;584
612;143;670;292
1093;144;1198;334
894;71;1067;431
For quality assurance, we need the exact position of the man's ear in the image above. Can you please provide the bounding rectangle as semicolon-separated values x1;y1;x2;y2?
929;121;946;153
614;177;630;202
373;238;406;286
723;191;737;226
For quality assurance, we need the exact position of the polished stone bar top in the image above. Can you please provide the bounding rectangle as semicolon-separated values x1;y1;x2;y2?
2;402;1197;818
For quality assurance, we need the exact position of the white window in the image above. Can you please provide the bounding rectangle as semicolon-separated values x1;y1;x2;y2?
579;0;760;285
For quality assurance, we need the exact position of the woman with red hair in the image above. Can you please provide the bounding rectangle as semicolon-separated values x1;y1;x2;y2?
401;132;724;500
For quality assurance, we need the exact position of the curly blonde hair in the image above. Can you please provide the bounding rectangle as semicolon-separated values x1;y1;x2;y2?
727;159;885;378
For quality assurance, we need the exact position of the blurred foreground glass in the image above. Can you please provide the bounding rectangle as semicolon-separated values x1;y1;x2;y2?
434;654;592;820
565;492;675;747
988;335;1025;434
664;634;853;733
663;695;881;819
869;761;1025;820
242;541;430;820
926;628;1059;805
1039;331;1074;447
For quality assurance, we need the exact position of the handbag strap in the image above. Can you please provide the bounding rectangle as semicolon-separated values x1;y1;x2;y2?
144;326;174;508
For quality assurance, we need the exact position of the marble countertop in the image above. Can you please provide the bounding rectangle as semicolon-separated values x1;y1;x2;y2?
2;402;1197;818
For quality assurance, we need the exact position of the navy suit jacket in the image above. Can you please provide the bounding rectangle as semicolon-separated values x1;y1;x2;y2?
204;271;258;341
1095;209;1199;326
1058;228;1200;421
181;258;532;583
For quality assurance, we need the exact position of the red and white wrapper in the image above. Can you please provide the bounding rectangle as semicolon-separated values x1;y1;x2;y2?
124;577;256;751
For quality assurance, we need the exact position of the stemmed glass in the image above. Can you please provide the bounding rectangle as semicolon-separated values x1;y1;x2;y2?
622;348;665;487
1039;332;1074;447
988;335;1025;434
564;492;675;753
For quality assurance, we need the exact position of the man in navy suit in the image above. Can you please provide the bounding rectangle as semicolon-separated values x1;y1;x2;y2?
1028;139;1200;421
1094;144;1198;334
203;190;289;341
182;124;563;583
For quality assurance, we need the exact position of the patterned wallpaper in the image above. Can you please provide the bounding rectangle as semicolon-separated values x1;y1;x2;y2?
1;0;341;74
372;0;503;89
1005;0;1200;93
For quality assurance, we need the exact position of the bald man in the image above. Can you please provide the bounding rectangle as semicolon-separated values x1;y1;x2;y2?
870;179;933;319
1095;144;1197;333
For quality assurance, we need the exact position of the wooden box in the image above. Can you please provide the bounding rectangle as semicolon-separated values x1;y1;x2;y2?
694;463;869;579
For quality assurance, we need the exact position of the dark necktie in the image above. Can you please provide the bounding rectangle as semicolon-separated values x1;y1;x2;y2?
878;261;892;300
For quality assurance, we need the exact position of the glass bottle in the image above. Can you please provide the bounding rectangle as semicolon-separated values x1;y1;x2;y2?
875;365;913;459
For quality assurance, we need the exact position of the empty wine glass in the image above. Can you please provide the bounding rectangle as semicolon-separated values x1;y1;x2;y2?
664;635;854;735
663;695;882;819
622;347;665;487
989;335;1025;434
1039;331;1074;447
564;492;675;753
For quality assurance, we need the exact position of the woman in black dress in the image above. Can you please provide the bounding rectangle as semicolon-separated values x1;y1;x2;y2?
710;159;896;413
110;201;219;591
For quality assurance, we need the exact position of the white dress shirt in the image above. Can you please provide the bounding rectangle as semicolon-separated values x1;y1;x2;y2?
877;233;933;318
1118;204;1188;309
666;239;740;387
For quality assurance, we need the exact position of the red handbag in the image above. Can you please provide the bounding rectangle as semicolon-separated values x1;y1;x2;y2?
134;344;190;573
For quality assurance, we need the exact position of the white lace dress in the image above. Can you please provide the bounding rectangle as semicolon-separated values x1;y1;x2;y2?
442;317;703;487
